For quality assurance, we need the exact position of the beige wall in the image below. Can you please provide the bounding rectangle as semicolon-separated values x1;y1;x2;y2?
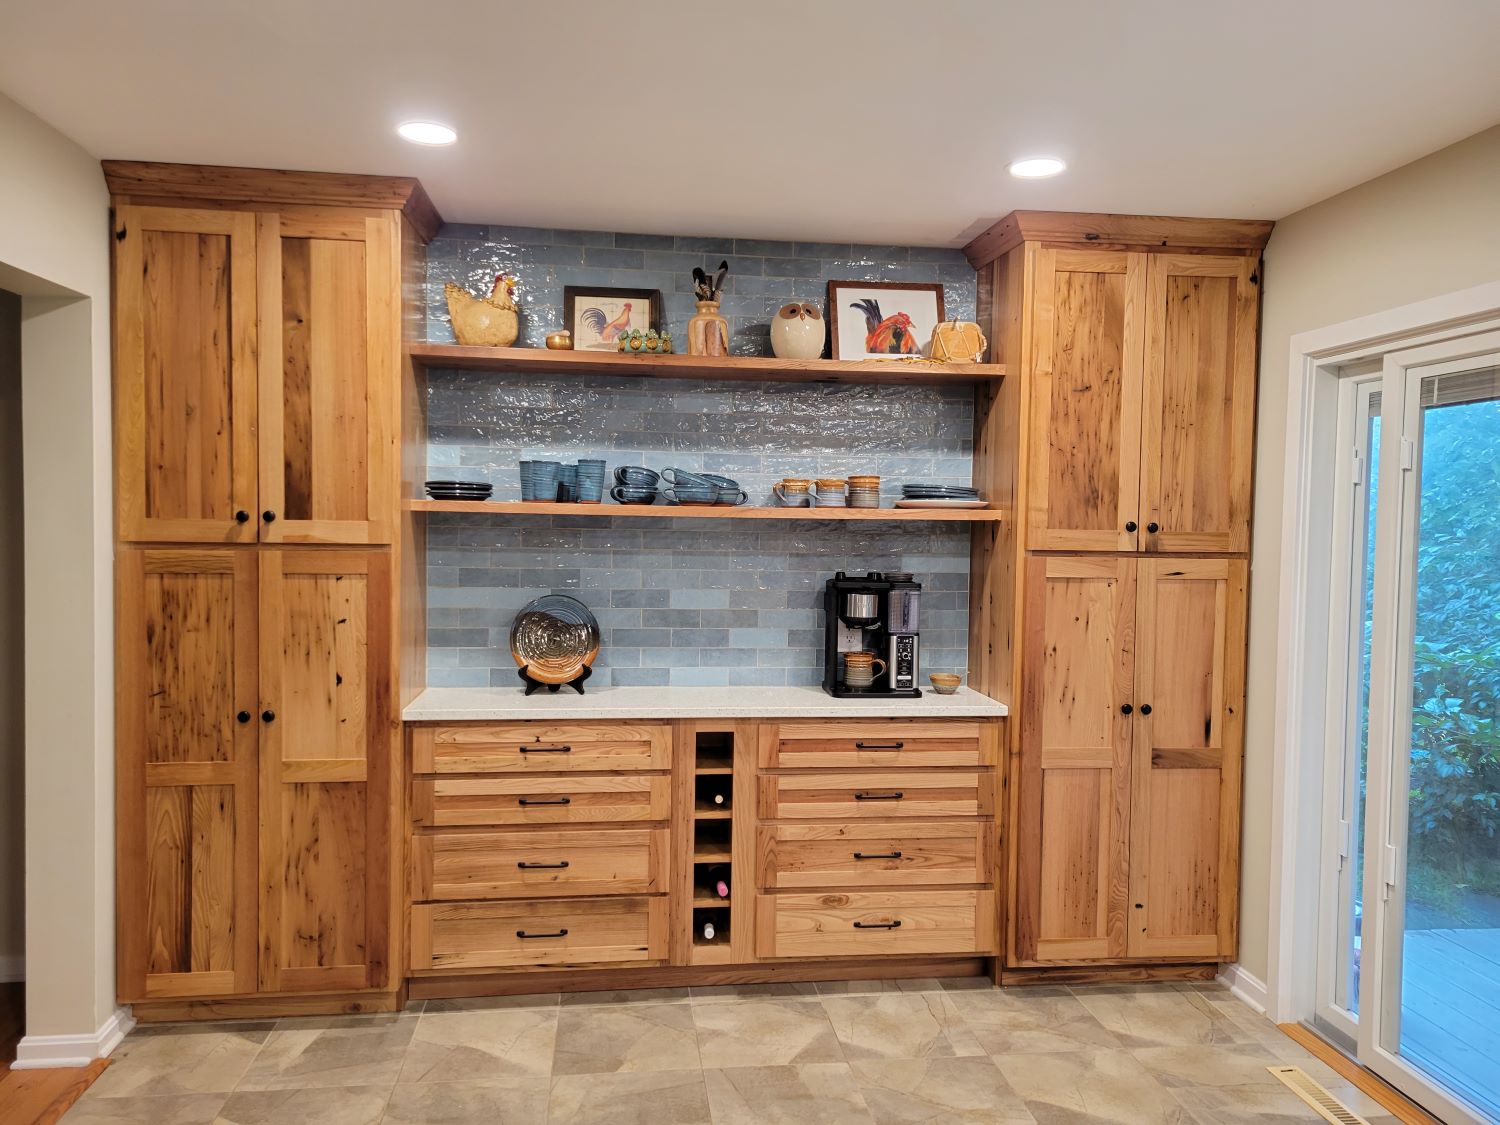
0;289;21;981
1241;124;1500;981
0;91;115;1047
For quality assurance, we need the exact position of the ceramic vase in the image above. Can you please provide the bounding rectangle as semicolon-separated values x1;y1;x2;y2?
687;300;729;357
770;312;825;360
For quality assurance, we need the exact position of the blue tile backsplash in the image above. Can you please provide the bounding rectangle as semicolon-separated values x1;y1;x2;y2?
422;224;977;689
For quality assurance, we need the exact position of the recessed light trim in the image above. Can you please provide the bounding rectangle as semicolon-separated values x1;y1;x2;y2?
1008;156;1066;179
398;121;457;146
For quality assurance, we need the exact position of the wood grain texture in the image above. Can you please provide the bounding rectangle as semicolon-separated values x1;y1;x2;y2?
1276;1023;1447;1125
758;821;987;889
1140;254;1259;554
130;991;401;1023
0;1058;110;1124
962;210;1274;268
412;774;670;827
758;720;996;769
407;499;1007;522
113;205;258;543
412;896;667;971
411;827;667;900
998;962;1218;986
756;890;994;958
411;721;671;773
759;771;993;820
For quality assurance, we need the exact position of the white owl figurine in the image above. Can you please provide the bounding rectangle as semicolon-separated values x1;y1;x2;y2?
770;303;825;360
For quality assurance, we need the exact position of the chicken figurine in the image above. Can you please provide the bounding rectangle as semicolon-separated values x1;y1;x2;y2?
850;298;920;355
445;272;520;347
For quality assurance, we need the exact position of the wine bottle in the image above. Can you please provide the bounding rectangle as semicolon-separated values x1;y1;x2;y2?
704;864;731;899
711;792;726;806
701;920;716;941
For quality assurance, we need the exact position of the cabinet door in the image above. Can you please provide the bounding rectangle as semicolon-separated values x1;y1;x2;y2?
1028;249;1147;552
258;548;394;992
116;549;258;999
1140;254;1258;553
114;206;258;543
257;213;397;544
1014;556;1135;963
1127;559;1246;959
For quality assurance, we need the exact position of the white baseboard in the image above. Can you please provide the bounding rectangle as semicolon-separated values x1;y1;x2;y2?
11;1006;135;1069
0;954;22;983
1217;963;1269;1015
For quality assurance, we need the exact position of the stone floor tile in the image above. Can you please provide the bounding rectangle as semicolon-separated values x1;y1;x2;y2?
949;986;1121;1055
849;1056;1035;1123
1071;987;1256;1048
552;1001;700;1075
548;1069;712;1124
399;1006;557;1083
813;978;944;995
381;1077;550;1124
1170;1082;1334;1122
703;1063;874;1125
84;1024;269;1098
59;1092;228;1124
422;992;560;1013
935;976;998;992
559;987;692;1006
236;1016;416;1091
821;992;985;1061
992;1048;1193;1124
688;981;819;1003
214;1084;391;1124
693;998;843;1068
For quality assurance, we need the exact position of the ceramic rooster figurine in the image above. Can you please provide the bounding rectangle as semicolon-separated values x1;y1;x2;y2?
445;273;520;347
850;298;920;355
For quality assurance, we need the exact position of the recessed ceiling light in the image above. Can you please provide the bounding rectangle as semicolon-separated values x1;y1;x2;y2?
1008;156;1066;179
398;121;457;146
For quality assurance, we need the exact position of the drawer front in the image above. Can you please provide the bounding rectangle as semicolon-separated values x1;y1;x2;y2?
758;822;988;889
756;890;995;958
760;720;999;769
411;722;671;774
413;775;671;827
412;828;668;900
759;771;993;820
412;896;668;971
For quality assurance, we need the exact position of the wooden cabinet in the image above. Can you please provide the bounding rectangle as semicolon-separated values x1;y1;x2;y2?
1013;555;1246;965
755;890;994;959
1027;249;1258;555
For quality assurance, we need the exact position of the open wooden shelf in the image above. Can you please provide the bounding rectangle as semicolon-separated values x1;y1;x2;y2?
694;804;732;820
693;846;731;863
407;499;1004;522
410;342;1005;386
694;764;733;776
694;889;731;906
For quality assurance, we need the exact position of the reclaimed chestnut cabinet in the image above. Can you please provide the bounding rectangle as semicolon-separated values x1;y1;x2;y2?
1013;555;1246;965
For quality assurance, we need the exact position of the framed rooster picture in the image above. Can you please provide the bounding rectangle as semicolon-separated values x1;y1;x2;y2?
827;280;944;361
564;286;663;352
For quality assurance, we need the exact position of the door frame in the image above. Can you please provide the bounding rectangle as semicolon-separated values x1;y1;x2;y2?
1270;280;1500;1124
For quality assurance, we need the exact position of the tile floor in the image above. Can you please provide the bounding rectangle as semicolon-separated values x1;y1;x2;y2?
58;979;1404;1124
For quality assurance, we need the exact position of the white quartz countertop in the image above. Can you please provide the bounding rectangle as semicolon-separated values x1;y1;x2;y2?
403;684;1007;722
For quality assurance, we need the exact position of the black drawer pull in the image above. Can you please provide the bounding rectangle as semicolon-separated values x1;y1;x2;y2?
518;797;571;807
853;920;903;930
854;792;904;801
853;851;903;860
517;861;570;870
520;745;572;754
516;929;568;939
854;741;904;750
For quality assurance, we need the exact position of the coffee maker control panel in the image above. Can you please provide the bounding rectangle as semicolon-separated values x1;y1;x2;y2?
890;634;917;690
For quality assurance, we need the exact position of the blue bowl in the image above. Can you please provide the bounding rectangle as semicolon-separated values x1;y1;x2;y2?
614;465;659;487
661;467;714;488
611;485;659;505
662;484;720;506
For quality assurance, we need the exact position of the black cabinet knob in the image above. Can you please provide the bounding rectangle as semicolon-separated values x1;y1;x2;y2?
1146;521;1160;534
261;709;276;723
235;510;250;524
262;510;277;523
1120;704;1133;715
1139;704;1153;716
236;710;251;724
1124;521;1138;533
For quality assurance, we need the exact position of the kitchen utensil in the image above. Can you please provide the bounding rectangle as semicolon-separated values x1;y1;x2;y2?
556;464;579;502
843;651;887;690
929;673;962;695
610;485;659;505
841;592;880;627
614;466;660;487
510;594;600;690
774;480;813;507
700;474;748;505
662;484;721;506
661;467;715;488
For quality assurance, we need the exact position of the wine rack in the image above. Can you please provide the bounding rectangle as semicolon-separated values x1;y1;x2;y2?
688;728;737;963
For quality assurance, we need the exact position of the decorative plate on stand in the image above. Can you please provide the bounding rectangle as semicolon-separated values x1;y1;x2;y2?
510;595;600;695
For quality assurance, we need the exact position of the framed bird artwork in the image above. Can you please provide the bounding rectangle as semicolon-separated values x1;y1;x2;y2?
563;286;664;352
827;280;945;361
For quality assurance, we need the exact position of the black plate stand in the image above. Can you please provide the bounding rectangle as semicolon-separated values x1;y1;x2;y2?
518;664;592;696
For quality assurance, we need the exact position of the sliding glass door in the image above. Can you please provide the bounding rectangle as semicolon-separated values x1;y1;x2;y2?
1319;336;1500;1123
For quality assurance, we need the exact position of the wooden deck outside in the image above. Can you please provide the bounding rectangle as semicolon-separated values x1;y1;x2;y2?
1402;927;1500;1115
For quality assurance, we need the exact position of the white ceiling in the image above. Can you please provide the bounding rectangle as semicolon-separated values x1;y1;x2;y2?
4;0;1500;246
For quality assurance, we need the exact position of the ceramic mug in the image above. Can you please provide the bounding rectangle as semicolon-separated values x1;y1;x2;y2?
844;651;887;688
610;485;658;505
662;484;720;506
615;465;660;487
774;479;812;507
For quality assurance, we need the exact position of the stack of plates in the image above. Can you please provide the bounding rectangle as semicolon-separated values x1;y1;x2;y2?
426;480;494;502
896;483;987;510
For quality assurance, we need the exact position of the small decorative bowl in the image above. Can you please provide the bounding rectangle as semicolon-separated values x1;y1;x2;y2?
545;331;573;350
929;673;962;695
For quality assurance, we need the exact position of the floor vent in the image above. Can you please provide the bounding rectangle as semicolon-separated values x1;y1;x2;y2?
1268;1065;1370;1125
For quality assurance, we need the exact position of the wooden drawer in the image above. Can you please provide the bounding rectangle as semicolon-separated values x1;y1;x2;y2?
412;896;668;971
759;771;993;820
413;774;671;827
758;822;988;889
412;828;668;901
755;890;995;958
411;722;671;774
760;720;999;769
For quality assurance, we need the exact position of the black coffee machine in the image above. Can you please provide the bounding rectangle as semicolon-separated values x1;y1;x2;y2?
822;571;922;698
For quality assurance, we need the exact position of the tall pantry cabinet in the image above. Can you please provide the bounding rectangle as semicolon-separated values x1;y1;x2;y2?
964;212;1271;973
108;164;436;1010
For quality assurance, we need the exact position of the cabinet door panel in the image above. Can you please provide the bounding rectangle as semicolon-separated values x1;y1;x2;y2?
1028;249;1146;552
117;548;258;999
1015;556;1134;963
114;206;257;543
258;213;396;544
259;549;394;992
1128;559;1246;959
1140;255;1258;553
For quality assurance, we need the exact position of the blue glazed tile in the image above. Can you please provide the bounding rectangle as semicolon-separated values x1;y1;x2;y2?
733;238;795;256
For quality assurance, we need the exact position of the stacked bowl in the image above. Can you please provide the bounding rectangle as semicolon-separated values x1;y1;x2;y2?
426;479;494;502
660;467;720;506
611;465;660;505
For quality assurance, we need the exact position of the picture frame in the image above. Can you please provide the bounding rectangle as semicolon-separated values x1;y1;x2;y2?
563;286;664;352
827;280;945;361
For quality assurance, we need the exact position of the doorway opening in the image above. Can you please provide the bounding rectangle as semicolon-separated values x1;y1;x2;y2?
0;286;24;1064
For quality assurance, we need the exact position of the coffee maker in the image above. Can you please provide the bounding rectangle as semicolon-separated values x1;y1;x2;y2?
822;571;922;698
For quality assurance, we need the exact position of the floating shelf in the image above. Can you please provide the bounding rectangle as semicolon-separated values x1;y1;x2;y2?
407;499;1005;523
410;342;1005;386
